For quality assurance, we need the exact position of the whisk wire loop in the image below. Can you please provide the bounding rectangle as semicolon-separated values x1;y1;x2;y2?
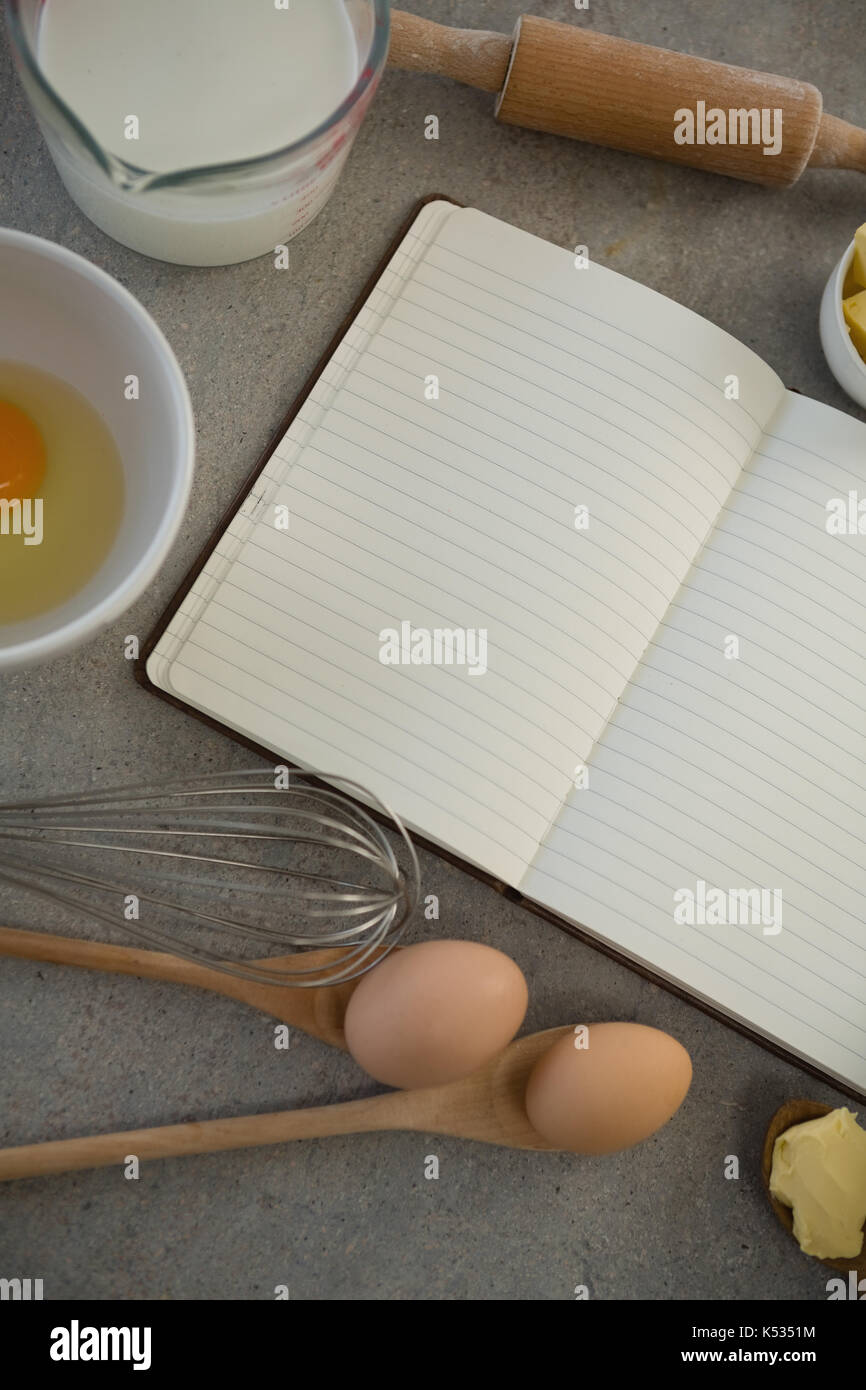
0;770;420;987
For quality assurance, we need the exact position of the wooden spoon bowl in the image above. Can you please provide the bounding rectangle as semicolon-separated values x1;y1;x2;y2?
762;1099;866;1277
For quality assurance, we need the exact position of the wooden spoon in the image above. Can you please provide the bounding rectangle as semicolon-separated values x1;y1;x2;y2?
0;1026;569;1181
762;1099;866;1278
0;925;376;1051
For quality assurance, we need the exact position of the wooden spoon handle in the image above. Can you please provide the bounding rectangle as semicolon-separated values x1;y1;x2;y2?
0;925;217;989
389;11;511;93
0;926;356;1048
0;1094;409;1181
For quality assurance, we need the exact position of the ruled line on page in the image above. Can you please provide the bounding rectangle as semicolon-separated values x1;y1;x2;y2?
549;762;866;948
599;699;866;867
186;615;558;841
317;414;655;640
284;441;638;686
329;388;674;619
219;550;581;777
403;217;778;442
195;597;562;815
524;850;866;1060
168;651;537;877
243;487;615;736
528;798;866;1056
150;200;455;667
362;337;716;548
539;794;866;1005
389;286;736;499
342;366;693;591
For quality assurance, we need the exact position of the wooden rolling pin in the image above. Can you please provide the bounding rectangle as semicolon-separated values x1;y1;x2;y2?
389;11;866;187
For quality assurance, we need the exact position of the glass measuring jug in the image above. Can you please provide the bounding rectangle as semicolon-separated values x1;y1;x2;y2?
5;1;390;266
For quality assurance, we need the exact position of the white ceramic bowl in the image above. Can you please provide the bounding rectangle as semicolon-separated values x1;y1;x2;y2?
819;238;866;411
0;229;194;670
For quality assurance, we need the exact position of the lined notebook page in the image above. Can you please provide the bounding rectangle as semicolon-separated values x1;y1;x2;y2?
146;199;455;690
524;392;866;1093
151;204;782;886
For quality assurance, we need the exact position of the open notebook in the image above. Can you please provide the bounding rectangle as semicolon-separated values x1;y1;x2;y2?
143;198;866;1099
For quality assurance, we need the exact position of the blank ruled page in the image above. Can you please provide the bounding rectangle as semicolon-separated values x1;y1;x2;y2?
524;392;866;1093
146;199;456;691
150;204;783;887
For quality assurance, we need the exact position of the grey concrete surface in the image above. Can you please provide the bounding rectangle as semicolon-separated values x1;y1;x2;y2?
0;0;864;1301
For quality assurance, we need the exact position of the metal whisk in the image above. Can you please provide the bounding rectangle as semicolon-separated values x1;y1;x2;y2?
0;769;420;987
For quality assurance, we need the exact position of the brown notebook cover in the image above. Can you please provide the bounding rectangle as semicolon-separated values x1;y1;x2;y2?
136;194;862;1105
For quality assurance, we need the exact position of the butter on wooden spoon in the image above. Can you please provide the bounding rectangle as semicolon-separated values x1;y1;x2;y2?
762;1100;866;1277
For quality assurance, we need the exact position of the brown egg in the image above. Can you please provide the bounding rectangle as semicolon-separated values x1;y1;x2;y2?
525;1022;692;1153
344;939;528;1089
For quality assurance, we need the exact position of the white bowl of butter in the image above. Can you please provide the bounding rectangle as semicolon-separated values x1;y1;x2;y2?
820;226;866;410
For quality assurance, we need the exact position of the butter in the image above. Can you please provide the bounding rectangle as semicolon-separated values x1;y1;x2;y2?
842;289;866;362
852;222;866;289
770;1108;866;1259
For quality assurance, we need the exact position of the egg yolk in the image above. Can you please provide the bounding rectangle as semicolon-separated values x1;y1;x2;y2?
0;400;46;500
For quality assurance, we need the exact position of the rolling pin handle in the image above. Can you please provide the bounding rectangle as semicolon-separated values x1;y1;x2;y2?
388;11;512;94
809;113;866;174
